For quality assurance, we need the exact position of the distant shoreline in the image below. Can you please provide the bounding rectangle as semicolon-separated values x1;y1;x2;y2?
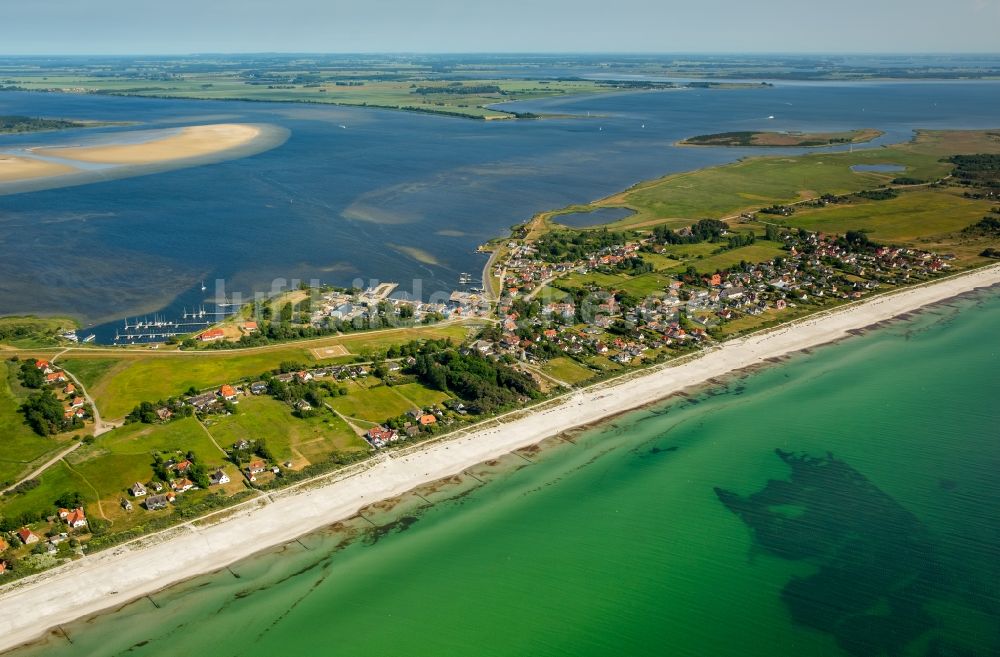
1;263;997;655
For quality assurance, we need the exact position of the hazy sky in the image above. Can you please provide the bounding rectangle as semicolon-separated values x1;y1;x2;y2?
3;0;999;54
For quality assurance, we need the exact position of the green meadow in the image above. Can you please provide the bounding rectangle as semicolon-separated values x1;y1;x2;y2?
202;395;366;465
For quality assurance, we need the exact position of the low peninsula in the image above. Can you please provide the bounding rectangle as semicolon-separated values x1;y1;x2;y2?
679;128;883;147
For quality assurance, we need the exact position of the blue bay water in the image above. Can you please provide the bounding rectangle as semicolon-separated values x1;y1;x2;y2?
9;287;1000;657
1;81;999;338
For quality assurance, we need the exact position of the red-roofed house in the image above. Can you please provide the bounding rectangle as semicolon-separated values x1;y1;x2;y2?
63;383;76;395
17;528;39;545
419;414;437;426
219;385;237;401
198;328;225;342
171;478;195;493
65;507;87;529
34;360;52;373
171;460;193;473
46;371;68;384
242;321;259;333
0;537;8;552
0;561;7;575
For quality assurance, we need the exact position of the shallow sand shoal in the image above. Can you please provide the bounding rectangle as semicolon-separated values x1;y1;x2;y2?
0;155;78;182
0;264;999;653
35;124;263;165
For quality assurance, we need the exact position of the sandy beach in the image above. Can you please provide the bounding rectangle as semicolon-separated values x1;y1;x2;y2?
1;264;998;653
35;123;263;165
0;155;77;182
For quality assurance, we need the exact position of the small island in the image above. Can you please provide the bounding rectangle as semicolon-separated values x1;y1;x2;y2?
679;128;883;147
0;115;91;134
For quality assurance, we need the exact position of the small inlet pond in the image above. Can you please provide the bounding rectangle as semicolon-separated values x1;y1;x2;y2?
850;163;906;173
555;206;635;228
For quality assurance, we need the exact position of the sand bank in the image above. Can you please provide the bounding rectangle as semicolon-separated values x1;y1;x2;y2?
1;264;998;653
35;123;262;165
0;123;287;195
0;154;77;182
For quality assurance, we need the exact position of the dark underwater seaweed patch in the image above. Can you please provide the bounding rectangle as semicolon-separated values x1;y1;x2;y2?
715;450;947;657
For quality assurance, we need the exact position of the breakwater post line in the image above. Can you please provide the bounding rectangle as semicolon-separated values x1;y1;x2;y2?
146;595;161;609
514;452;534;464
463;470;486;484
357;513;377;527
294;538;311;551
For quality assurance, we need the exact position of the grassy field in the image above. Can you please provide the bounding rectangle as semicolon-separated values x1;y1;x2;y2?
781;189;994;242
59;323;473;420
540;357;596;385
202;396;366;466
0;362;75;486
557;270;677;297
389;382;452;409
682;243;787;274
326;380;416;424
0;460;95;521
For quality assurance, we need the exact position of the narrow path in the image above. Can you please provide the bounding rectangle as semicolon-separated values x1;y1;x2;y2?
60;457;109;523
0;442;84;495
323;403;369;437
523;364;571;389
52;354;117;436
194;417;229;457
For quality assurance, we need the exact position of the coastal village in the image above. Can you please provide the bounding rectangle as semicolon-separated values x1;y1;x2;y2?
1;147;998;586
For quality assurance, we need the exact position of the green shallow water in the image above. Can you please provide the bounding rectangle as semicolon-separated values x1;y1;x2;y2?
11;288;1000;657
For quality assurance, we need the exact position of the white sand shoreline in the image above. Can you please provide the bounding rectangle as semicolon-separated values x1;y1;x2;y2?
1;264;999;653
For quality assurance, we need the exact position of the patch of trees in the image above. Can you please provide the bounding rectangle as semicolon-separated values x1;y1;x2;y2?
652;219;729;245
840;230;878;249
856;188;899;201
17;362;44;388
535;229;629;262
891;177;927;185
759;205;795;216
683;131;757;146
726;232;757;249
125;399;191;424
980;247;1000;258
0;115;85;133
19;390;81;436
963;215;1000;236
612;256;653;275
413;85;502;95
407;347;540;414
228;439;274;467
54;491;84;510
949;154;1000;188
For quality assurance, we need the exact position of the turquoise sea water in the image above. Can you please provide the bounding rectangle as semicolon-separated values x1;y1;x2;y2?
8;288;1000;657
